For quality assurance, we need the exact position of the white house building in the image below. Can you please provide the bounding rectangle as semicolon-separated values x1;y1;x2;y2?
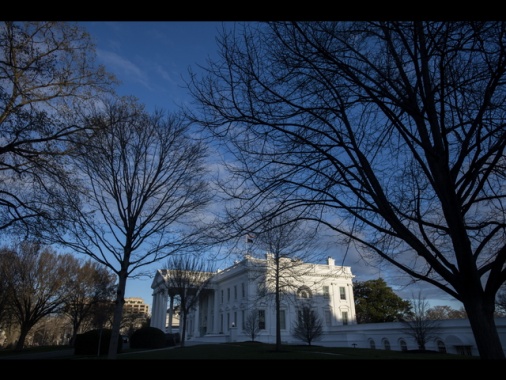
151;254;356;342
150;253;506;357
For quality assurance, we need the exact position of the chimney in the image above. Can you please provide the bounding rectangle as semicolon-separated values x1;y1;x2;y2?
327;256;335;266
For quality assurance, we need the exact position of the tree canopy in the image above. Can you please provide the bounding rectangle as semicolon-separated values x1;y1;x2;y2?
186;21;506;359
0;21;117;235
354;278;411;323
47;98;213;358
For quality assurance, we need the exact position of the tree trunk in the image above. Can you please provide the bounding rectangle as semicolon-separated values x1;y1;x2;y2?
464;298;505;359
107;273;127;359
181;314;187;347
15;327;29;350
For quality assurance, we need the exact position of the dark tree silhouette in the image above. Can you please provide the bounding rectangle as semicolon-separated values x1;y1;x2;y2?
426;305;467;320
186;21;506;359
0;248;14;335
402;292;442;351
47;98;213;359
238;212;326;352
0;21;117;235
0;242;74;349
354;278;412;323
291;305;323;346
63;259;117;347
243;309;261;341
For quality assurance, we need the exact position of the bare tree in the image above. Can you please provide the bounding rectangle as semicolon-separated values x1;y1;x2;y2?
402;292;442;351
0;242;74;349
29;314;70;346
163;254;215;347
426;305;467;320
121;311;149;337
243;309;261;341
185;21;506;359
242;212;327;352
45;98;213;359
63;259;117;347
291;304;323;346
0;21;117;235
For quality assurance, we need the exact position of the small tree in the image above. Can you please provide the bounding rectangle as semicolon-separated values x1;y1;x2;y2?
1;241;74;349
243;309;261;341
402;292;442;351
239;212;326;352
426;305;467;320
121;311;149;337
47;99;213;359
63;258;116;347
354;278;412;323
291;305;323;346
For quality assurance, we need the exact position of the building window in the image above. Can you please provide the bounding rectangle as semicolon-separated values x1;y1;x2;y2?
227;288;230;301
220;314;223;333
221;290;224;304
258;282;266;297
383;338;391;350
340;287;346;300
323;286;330;298
297;286;312;299
324;310;332;326
234;285;237;299
369;339;376;349
227;313;230;330
455;345;472;356
242;283;245;298
280;310;286;330
399;339;408;351
242;310;245;328
233;311;237;327
258;310;266;330
437;340;447;354
342;311;348;325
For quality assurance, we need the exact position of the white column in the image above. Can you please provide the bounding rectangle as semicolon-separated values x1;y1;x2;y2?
150;287;168;331
213;289;220;333
192;302;200;337
168;295;175;331
150;289;160;329
151;288;160;328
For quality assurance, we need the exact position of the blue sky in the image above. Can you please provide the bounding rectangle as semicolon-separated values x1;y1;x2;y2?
79;21;463;314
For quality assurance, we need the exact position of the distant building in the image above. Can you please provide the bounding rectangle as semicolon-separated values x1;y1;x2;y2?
124;297;149;316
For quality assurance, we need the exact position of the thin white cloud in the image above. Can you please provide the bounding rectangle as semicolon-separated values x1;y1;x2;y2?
96;48;150;89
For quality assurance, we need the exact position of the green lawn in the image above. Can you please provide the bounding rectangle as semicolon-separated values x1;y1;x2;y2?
105;342;478;360
128;343;477;360
0;341;479;360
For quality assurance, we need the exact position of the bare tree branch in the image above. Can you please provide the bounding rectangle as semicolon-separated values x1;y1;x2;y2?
185;21;506;359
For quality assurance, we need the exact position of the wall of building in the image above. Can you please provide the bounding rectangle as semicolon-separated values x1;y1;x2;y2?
182;254;356;339
188;317;506;357
152;255;506;357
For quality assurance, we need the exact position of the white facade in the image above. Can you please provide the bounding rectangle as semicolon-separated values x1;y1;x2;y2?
151;254;356;343
150;254;506;357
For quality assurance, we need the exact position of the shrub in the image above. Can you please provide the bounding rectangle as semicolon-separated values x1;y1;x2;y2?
74;329;123;356
165;332;180;346
130;327;166;349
